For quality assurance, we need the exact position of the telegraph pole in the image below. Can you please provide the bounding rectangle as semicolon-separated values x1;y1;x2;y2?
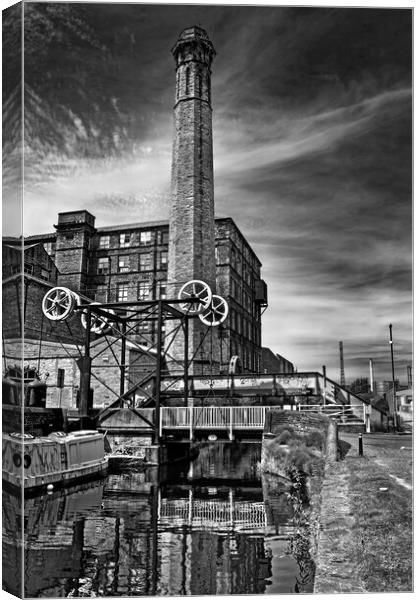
389;324;397;431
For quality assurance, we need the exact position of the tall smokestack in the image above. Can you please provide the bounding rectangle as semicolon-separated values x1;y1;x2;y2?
369;359;375;393
166;26;219;374
339;341;346;388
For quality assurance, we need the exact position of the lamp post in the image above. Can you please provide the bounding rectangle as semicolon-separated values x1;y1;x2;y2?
389;324;397;431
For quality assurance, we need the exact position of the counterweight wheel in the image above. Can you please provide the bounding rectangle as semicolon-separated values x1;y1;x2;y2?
178;280;212;314
199;295;229;327
42;287;77;321
81;303;115;335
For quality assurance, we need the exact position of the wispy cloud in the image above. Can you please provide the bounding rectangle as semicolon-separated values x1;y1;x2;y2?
2;4;411;383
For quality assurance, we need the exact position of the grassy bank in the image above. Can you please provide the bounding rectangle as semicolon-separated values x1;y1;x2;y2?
315;436;412;593
346;446;412;592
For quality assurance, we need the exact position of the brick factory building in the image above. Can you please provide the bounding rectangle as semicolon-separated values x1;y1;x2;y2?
3;211;267;376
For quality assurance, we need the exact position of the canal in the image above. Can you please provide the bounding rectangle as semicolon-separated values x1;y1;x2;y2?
2;442;315;597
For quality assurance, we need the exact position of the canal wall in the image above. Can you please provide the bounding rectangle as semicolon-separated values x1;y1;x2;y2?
261;410;347;593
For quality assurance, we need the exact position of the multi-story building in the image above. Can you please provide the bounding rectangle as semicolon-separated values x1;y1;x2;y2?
7;208;268;374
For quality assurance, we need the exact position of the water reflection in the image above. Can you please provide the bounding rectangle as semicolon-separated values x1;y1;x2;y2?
2;442;314;596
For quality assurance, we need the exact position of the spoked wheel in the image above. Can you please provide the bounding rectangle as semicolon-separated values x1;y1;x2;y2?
199;295;229;326
178;280;212;314
42;287;76;321
81;303;115;335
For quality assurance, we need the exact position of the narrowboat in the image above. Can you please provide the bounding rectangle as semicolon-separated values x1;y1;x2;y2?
2;430;108;494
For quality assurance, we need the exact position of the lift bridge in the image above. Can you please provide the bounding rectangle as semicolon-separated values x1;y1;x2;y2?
41;281;373;444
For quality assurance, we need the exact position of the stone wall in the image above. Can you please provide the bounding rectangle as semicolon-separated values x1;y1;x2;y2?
3;337;128;409
261;410;330;478
264;409;330;436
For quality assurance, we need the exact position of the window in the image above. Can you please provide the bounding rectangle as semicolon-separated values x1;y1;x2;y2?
117;283;129;302
230;309;235;331
159;251;168;269
139;253;152;271
140;231;152;245
99;235;110;249
95;285;108;303
137;321;149;333
138;281;150;300
162;231;169;245
231;247;236;269
97;257;110;274
119;233;131;248
24;262;33;275
43;242;54;255
158;283;167;299
118;255;130;273
40;269;49;281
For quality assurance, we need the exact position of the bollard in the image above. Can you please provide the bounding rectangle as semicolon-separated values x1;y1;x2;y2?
358;433;363;457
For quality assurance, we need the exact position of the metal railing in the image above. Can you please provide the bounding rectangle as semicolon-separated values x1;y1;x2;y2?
160;406;268;439
297;404;365;421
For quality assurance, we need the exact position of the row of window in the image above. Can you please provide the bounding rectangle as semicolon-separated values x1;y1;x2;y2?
97;252;167;275
15;262;51;281
230;247;256;284
94;282;167;303
99;230;169;249
229;308;260;343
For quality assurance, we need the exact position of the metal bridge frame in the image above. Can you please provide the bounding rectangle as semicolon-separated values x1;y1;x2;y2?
74;296;206;442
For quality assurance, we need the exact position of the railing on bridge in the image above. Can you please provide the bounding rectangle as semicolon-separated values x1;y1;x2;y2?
297;404;365;422
160;406;268;439
160;403;366;439
159;498;267;530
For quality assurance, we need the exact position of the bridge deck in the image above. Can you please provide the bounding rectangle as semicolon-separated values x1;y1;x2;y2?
160;404;365;439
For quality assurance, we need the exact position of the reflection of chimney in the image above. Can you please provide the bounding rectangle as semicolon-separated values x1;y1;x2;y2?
369;359;375;393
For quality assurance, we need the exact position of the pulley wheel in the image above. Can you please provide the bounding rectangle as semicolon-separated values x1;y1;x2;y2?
178;280;212;314
199;294;229;326
229;355;242;375
42;287;76;321
81;302;114;335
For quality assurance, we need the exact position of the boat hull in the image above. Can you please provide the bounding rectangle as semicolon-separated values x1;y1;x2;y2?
2;430;109;494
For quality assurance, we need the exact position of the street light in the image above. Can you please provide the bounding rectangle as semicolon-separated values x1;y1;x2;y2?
389;323;397;431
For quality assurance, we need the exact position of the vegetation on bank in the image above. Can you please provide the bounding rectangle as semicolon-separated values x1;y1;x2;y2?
263;424;326;476
346;450;412;592
264;419;412;593
263;421;328;592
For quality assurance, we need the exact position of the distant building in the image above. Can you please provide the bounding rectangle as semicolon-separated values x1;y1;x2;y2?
261;347;294;374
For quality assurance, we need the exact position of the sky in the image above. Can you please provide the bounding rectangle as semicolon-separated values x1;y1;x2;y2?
2;1;413;383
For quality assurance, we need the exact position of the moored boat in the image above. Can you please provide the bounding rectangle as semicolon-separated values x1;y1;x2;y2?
2;430;108;494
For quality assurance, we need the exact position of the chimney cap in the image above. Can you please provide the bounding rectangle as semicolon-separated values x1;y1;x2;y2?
172;25;215;58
